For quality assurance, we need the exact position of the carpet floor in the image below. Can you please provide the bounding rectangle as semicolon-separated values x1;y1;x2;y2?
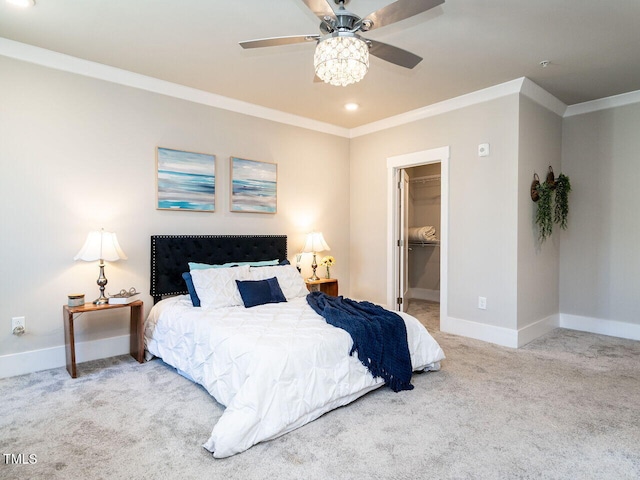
1;300;639;479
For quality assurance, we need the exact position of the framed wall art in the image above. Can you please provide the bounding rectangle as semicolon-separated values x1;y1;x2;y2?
156;147;216;212
230;156;277;214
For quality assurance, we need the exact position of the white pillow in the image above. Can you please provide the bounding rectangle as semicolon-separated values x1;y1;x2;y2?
190;265;250;308
249;264;308;300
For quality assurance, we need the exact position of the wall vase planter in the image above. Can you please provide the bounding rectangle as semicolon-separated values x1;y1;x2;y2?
531;173;541;202
546;165;556;190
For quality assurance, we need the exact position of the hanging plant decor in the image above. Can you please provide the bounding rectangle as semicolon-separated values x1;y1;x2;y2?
554;173;571;229
531;167;571;243
535;181;554;242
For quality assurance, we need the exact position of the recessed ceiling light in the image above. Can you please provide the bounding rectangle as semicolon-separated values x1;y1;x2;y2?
6;0;35;7
344;103;359;111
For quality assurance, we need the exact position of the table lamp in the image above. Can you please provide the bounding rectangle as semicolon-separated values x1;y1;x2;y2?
74;229;127;305
302;231;330;281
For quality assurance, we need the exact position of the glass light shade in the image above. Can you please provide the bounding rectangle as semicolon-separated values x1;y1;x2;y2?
314;36;369;87
302;232;331;253
74;230;127;262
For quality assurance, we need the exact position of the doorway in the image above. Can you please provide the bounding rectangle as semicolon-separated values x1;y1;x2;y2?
386;146;450;323
405;163;442;307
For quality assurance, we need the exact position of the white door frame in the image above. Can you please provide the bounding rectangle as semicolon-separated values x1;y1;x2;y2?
386;146;450;319
399;169;410;311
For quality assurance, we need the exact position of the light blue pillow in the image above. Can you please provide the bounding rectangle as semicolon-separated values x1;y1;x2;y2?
189;259;279;270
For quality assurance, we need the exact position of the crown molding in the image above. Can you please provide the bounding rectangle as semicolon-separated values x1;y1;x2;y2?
6;37;638;137
0;37;351;138
520;78;567;117
349;78;527;138
350;77;569;138
564;89;640;117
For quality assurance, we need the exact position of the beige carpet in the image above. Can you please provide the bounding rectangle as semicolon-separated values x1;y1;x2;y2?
1;300;639;479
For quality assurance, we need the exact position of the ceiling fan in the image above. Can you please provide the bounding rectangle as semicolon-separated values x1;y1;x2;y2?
240;0;445;86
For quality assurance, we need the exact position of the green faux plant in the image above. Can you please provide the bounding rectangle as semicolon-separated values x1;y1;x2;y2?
554;173;571;229
535;181;554;242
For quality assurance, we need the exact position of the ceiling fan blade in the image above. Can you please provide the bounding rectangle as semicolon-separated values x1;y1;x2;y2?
367;39;423;69
240;35;320;49
300;0;337;23
362;0;444;31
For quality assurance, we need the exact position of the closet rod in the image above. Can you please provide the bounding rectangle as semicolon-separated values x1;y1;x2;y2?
410;174;440;184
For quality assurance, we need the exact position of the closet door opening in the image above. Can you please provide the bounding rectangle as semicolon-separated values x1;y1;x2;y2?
404;164;441;324
386;146;449;328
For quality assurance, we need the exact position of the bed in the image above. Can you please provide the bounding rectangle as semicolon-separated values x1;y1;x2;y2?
145;234;445;458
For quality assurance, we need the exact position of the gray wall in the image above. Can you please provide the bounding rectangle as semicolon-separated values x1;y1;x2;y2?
0;56;350;359
350;95;521;331
517;96;563;330
561;103;640;326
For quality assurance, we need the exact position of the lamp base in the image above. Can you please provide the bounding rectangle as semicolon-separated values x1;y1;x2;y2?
307;252;320;281
94;261;109;305
93;296;109;305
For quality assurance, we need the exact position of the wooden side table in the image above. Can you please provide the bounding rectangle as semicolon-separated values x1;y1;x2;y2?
305;278;339;297
63;300;144;378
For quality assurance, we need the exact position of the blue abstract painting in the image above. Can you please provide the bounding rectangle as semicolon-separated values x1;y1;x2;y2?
230;157;277;213
157;147;215;212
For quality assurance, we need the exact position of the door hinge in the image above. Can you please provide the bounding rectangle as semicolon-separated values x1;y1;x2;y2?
397;297;403;305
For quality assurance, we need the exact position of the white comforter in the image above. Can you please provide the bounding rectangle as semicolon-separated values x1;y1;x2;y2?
145;295;445;458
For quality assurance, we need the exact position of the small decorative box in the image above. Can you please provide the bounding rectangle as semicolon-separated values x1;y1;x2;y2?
68;294;85;307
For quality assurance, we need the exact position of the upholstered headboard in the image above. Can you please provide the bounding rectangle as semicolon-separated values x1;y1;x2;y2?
150;235;288;303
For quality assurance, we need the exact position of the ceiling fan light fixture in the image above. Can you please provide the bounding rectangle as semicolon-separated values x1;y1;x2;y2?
314;35;369;87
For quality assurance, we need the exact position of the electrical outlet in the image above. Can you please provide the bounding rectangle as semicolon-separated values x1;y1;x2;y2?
478;297;487;310
12;316;25;334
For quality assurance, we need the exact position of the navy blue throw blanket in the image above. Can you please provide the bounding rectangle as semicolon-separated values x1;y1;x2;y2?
306;291;414;392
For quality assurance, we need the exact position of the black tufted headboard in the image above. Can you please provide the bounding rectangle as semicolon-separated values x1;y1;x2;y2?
150;235;288;303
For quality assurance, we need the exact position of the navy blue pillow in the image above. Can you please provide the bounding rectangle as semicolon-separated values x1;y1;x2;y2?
236;277;287;308
182;272;201;307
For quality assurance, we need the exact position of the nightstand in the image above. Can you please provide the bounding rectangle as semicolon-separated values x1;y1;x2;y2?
63;300;144;378
305;278;339;297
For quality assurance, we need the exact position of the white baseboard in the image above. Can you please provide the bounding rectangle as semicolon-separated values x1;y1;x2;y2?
440;314;559;348
441;312;638;349
560;314;640;341
440;315;519;348
517;314;560;347
407;288;440;303
0;334;131;379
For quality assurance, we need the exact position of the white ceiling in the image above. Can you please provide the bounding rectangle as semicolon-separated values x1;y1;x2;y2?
2;0;640;128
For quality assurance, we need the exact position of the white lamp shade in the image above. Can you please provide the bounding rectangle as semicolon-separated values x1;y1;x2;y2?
74;230;127;262
302;232;330;253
